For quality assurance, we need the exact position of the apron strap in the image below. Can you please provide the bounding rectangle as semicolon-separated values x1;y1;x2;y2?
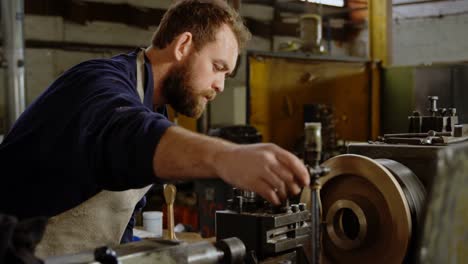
136;48;146;103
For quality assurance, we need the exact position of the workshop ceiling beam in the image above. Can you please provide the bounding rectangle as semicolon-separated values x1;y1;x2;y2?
24;0;361;46
24;0;298;39
24;0;166;29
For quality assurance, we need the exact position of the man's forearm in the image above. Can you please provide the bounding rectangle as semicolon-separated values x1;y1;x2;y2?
152;126;235;180
152;125;310;205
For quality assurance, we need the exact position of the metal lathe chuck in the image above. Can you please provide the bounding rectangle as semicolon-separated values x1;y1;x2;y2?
301;154;426;264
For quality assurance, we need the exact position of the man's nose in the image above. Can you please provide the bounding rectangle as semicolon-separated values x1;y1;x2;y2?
213;76;225;93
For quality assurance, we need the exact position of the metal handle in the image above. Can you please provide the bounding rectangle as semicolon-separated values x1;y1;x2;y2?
310;186;322;264
428;96;439;116
164;184;177;240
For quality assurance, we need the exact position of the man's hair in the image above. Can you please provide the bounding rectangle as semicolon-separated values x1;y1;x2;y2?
152;0;251;52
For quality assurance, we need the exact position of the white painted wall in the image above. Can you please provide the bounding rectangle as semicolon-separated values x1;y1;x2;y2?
210;34;270;126
392;0;468;65
25;49;115;104
24;15;157;47
20;15;155;107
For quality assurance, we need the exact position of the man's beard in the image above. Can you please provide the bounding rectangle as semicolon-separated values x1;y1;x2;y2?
161;60;214;119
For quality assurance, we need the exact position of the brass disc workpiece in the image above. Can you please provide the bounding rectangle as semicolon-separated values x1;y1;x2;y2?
301;154;414;264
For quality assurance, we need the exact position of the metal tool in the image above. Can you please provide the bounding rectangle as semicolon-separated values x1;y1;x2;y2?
383;131;452;138
428;96;439;116
216;189;310;262
408;95;459;133
303;122;329;264
45;237;246;264
164;184;177;240
379;130;452;145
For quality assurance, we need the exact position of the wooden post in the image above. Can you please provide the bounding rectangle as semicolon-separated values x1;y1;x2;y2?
369;0;392;66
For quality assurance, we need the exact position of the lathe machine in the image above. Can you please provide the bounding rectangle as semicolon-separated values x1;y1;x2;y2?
41;96;468;263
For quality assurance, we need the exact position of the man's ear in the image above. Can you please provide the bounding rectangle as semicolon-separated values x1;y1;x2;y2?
173;32;193;61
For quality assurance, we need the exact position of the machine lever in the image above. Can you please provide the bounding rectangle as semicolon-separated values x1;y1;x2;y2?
304;122;329;264
164;184;177;240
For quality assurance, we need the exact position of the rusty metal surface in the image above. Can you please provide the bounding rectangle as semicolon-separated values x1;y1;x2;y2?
348;143;442;188
320;155;411;264
247;53;378;151
301;155;415;264
417;142;468;264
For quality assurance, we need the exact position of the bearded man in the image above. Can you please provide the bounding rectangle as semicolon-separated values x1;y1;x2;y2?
0;0;310;258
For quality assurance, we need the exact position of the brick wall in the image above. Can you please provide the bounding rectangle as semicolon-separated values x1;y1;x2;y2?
392;0;468;65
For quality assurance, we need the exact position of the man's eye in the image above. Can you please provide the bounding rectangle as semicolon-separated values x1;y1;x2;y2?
213;64;221;71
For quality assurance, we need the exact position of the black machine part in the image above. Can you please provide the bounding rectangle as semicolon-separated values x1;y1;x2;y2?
375;159;426;263
214;238;246;264
216;207;310;261
45;237;246;264
408;96;458;133
208;125;262;144
375;159;426;227
303;122;330;264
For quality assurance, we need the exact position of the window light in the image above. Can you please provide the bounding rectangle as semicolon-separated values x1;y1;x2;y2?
300;0;345;7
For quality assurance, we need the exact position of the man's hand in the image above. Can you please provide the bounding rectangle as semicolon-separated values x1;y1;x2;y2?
214;143;310;205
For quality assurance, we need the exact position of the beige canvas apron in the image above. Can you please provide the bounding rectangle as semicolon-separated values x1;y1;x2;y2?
36;49;153;258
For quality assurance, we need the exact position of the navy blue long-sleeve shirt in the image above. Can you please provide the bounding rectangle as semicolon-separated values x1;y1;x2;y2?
0;49;173;220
